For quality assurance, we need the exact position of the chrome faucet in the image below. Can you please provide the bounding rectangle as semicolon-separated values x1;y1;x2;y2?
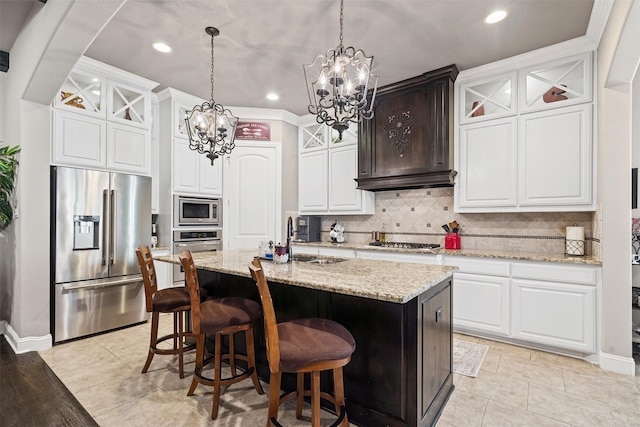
286;216;294;260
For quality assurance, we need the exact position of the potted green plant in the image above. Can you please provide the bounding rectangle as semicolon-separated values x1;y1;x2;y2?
0;145;21;230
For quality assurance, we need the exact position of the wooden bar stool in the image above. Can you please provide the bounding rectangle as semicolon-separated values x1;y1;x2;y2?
179;250;264;420
249;258;356;427
136;246;194;378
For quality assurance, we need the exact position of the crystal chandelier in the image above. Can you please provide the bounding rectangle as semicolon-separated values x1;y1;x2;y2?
303;0;378;140
185;27;238;165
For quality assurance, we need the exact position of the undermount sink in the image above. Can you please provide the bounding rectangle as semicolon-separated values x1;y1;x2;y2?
292;254;347;264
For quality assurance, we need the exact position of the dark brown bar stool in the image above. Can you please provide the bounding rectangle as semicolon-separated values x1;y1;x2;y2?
179;250;264;420
249;258;356;427
136;246;194;378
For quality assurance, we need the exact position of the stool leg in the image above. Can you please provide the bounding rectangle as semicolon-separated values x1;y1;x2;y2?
267;371;282;427
211;333;223;419
295;372;304;419
177;311;184;379
311;370;320;427
187;334;205;396
228;333;236;377
245;328;264;394
333;367;348;426
141;311;159;374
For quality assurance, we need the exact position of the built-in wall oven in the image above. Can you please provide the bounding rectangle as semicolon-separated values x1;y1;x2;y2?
172;228;222;286
174;195;220;227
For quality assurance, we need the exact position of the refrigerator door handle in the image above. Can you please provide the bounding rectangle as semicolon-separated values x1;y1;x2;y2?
60;275;143;291
110;189;117;265
102;189;109;266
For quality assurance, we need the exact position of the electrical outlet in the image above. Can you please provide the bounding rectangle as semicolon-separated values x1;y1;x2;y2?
508;239;522;248
14;206;19;219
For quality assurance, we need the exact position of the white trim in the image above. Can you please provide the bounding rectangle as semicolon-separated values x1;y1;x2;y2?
598;351;637;376
606;0;640;88
3;323;52;354
77;56;158;91
587;0;615;47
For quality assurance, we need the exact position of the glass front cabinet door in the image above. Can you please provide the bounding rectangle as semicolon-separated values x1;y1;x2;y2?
519;52;592;113
459;72;516;124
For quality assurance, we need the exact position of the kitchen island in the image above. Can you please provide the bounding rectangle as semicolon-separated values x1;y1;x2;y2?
156;249;457;427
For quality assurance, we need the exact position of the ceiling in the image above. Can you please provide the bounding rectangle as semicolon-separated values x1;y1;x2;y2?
3;0;595;116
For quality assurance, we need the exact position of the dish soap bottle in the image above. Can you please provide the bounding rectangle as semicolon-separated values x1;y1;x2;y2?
380;223;386;243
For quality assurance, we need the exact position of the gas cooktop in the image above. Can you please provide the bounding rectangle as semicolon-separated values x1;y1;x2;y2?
368;242;441;250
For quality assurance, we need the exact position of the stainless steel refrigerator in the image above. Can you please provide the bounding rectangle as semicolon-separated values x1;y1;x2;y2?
51;166;151;343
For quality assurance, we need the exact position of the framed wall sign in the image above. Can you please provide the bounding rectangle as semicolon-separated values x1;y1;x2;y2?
235;121;271;140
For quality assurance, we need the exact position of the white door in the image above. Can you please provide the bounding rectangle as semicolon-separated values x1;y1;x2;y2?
224;142;281;250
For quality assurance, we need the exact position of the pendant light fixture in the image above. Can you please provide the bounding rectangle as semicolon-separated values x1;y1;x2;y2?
185;27;237;165
303;0;378;140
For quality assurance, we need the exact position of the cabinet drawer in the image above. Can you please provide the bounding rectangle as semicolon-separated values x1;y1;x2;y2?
511;262;597;285
445;256;510;276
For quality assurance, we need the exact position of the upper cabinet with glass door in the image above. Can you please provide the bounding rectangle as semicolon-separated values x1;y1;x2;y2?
300;122;328;152
54;66;106;118
459;72;516;124
107;81;152;128
519;52;592;113
53;57;157;129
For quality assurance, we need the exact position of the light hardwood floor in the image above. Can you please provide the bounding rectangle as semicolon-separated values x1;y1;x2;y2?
37;315;640;426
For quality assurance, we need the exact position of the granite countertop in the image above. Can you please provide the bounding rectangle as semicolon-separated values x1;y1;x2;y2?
155;249;456;304
292;241;602;266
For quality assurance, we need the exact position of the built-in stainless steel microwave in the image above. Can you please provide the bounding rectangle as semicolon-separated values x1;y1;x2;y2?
174;195;221;227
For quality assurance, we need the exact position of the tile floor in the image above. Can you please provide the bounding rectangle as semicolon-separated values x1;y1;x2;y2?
38;316;640;426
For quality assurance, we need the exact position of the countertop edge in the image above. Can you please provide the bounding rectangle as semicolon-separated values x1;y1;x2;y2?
154;252;457;304
291;242;602;266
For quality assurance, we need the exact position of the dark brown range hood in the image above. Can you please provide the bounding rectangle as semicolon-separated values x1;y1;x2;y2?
356;64;459;191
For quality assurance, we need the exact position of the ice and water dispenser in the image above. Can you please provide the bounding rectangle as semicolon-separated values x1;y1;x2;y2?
73;215;100;250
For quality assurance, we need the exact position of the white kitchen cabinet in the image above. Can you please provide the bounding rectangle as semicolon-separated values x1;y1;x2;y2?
520;52;592;114
446;256;511;337
51;56;157;175
299;150;328;211
107;80;152;129
454;49;595;213
159;89;223;197
106;122;150;174
456;117;517;209
52;110;106;168
518;104;592;208
445;254;599;355
53;62;105;118
298;119;374;214
511;278;595;353
172;140;223;196
453;273;511;337
459;72;517;124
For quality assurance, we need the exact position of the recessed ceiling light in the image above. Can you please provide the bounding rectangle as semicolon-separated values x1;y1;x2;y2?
153;42;172;53
485;10;507;24
266;93;279;101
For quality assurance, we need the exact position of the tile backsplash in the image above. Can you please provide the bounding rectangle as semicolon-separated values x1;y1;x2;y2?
294;188;595;256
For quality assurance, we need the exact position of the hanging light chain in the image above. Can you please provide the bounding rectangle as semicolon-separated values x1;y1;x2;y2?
210;32;215;103
339;0;344;48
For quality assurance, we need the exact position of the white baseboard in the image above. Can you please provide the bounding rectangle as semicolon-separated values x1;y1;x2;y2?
2;322;52;354
599;351;636;376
